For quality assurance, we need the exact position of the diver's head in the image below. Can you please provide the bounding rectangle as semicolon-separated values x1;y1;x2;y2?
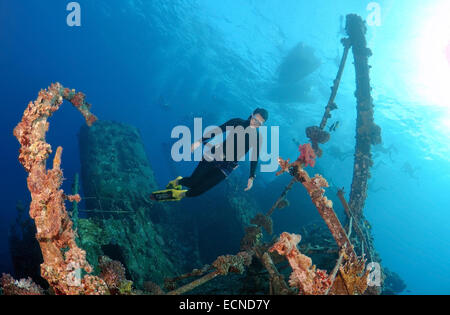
250;108;268;128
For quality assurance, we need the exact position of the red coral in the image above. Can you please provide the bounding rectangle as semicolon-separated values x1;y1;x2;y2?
298;143;316;168
276;144;316;176
269;232;331;295
62;89;97;126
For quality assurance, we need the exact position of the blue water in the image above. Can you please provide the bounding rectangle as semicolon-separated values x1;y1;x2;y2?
1;0;449;294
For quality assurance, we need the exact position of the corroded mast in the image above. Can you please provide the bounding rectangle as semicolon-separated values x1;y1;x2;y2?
346;14;382;220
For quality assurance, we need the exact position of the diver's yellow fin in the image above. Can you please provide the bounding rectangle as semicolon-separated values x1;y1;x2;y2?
166;176;183;190
171;189;187;201
150;189;187;202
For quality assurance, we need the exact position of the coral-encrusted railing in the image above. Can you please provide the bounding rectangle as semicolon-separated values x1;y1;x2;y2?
13;83;108;295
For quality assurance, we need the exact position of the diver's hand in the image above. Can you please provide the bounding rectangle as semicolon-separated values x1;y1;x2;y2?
244;178;254;191
191;140;201;152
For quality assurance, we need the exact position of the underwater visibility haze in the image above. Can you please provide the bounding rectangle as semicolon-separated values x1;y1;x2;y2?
0;0;449;296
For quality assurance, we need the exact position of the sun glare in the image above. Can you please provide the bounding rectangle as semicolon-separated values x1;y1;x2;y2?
413;0;450;108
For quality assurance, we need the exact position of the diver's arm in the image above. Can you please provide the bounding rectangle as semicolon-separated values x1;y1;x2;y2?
249;131;261;179
244;162;257;191
244;177;254;191
245;133;260;191
244;132;262;191
249;160;258;180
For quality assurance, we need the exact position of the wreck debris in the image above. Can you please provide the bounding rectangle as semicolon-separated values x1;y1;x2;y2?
166;251;253;295
163;203;290;295
144;281;166;295
329;253;369;295
0;273;44;295
164;264;213;292
273;142;373;295
77;120;192;286
346;14;382;220
276;198;290;209
305;37;351;157
294;14;382;293
305;126;330;157
260;252;292;295
276;152;357;260
70;173;80;233
266;178;297;218
325;250;345;295
250;213;273;235
13;83;106;294
319;38;352;130
167;270;220;296
164;212;269;295
337;188;374;261
98;256;133;295
240;226;263;252
325;218;353;295
212;251;253;276
160;137;376;295
269;232;331;295
304;13;381;226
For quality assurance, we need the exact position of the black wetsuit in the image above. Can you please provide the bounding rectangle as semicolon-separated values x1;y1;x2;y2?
179;117;261;197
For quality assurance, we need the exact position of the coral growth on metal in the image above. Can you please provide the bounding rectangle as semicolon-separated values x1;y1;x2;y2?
276;146;356;259
0;273;44;295
12;83;106;295
269;232;331;295
99;256;133;295
212;251;253;276
331;255;369;295
275;144;371;295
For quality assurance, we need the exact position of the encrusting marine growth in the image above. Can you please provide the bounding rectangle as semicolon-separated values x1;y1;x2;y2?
269;232;331;295
277;144;357;260
275;143;370;295
11;83;109;294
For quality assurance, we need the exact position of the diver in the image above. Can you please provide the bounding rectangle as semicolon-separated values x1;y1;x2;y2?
329;121;340;132
401;162;420;180
151;108;269;202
